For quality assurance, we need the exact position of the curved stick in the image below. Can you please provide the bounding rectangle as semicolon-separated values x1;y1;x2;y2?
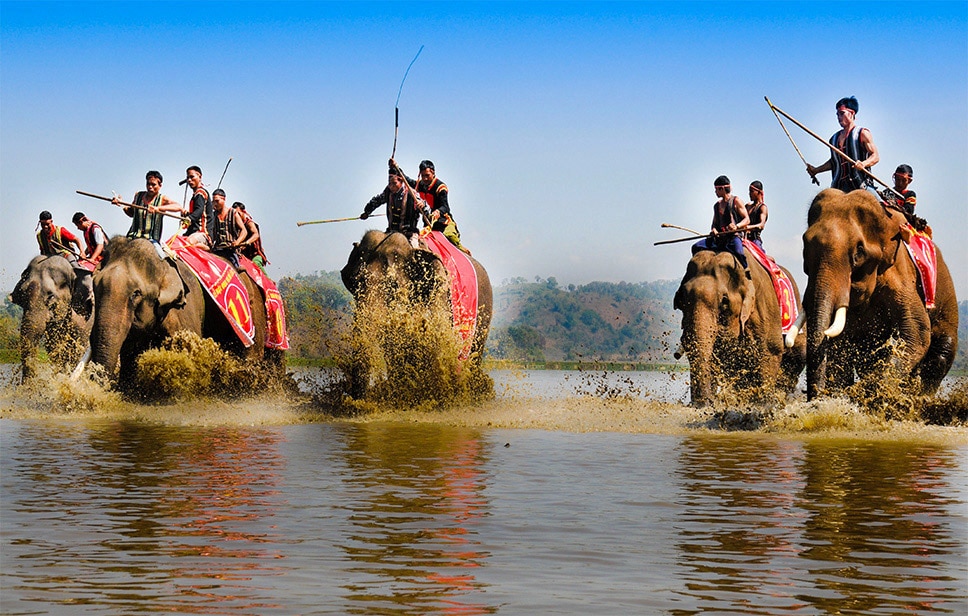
766;99;902;199
216;157;233;191
661;222;705;236
765;96;819;185
76;190;187;221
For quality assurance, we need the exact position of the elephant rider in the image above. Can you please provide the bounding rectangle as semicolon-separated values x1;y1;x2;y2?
180;165;213;247
692;175;752;278
401;159;471;255
232;202;269;271
115;170;183;258
880;163;930;235
360;161;433;249
72;211;108;265
36;211;83;264
745;180;768;250
805;96;880;192
210;188;248;269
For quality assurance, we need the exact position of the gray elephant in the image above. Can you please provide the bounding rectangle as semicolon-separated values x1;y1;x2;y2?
90;237;268;385
10;255;93;381
674;249;806;407
802;189;957;400
340;230;492;398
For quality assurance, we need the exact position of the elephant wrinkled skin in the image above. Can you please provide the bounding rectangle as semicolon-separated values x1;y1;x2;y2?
341;230;492;398
90;237;268;384
10;255;93;381
674;249;806;407
802;189;957;399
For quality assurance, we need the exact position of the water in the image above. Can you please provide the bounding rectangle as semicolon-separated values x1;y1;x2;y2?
2;368;967;614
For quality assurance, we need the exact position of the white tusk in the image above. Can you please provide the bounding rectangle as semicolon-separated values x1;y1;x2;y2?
69;345;91;382
823;306;847;339
784;311;806;348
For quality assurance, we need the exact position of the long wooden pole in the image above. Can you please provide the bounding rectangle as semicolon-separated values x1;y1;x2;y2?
297;212;385;227
765;96;819;185
50;239;96;265
76;190;187;221
765;99;902;199
654;229;742;247
661;222;705;236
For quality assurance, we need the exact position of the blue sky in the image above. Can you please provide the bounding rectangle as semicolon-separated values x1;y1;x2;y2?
2;1;966;299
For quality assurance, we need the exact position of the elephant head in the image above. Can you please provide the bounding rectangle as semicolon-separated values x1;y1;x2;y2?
674;250;757;406
91;237;196;377
341;230;447;307
801;188;946;399
11;255;91;381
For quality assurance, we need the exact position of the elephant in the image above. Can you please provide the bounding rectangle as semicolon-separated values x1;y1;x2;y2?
10;254;93;381
802;189;958;400
90;237;268;385
340;230;492;398
674;248;806;407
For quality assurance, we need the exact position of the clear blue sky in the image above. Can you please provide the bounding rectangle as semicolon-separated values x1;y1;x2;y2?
2;1;966;299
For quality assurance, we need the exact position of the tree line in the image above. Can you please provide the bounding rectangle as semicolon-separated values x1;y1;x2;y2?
3;273;967;371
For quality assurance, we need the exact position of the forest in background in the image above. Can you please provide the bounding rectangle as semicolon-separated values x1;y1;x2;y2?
2;272;967;372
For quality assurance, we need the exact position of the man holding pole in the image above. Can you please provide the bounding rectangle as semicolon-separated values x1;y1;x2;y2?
360;161;432;249
36;211;83;261
805;96;880;192
114;170;182;257
692;175;751;278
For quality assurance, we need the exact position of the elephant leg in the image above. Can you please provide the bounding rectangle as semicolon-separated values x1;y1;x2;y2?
918;331;957;394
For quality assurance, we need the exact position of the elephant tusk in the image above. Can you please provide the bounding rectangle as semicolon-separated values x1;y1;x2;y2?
823;306;847;339
69;345;92;382
784;311;806;348
673;343;684;360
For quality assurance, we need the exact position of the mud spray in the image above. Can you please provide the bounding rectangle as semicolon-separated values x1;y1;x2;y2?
317;270;494;415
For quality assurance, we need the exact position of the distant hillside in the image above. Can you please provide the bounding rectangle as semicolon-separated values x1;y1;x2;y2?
2;274;966;372
487;277;681;363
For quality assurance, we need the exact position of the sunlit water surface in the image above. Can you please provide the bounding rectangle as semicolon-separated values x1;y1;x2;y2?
1;368;966;614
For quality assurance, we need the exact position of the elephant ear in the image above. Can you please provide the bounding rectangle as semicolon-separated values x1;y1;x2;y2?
341;242;363;296
157;262;188;313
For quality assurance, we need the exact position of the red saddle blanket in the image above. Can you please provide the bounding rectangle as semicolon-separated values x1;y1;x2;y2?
902;225;937;309
743;240;799;335
423;230;479;359
238;256;290;350
166;235;255;347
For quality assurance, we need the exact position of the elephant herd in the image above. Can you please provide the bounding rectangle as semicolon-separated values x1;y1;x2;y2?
9;189;959;408
675;188;958;407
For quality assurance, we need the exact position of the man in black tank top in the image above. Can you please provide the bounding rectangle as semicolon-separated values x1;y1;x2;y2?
692;175;751;277
745;180;768;249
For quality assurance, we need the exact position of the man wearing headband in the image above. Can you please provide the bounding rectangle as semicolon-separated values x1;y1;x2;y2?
692;175;751;278
210;188;248;269
806;96;880;192
360;160;433;248
745;181;768;249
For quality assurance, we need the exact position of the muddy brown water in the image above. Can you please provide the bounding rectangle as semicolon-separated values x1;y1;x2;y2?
1;366;966;614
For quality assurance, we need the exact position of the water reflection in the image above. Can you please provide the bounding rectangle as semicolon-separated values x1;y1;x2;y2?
673;436;967;615
336;423;494;615
797;441;967;614
2;421;286;613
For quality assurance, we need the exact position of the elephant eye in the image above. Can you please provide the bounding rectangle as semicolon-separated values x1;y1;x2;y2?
130;289;143;301
851;242;867;267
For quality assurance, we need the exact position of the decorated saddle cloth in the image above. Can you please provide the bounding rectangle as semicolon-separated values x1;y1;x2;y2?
238;256;290;350
422;230;479;359
901;225;937;309
742;240;799;335
166;235;255;346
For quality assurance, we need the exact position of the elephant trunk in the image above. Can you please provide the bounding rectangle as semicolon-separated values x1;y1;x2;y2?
681;309;717;407
805;272;848;400
17;303;47;382
91;297;133;377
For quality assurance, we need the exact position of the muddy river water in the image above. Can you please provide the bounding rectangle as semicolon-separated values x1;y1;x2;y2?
1;368;966;614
